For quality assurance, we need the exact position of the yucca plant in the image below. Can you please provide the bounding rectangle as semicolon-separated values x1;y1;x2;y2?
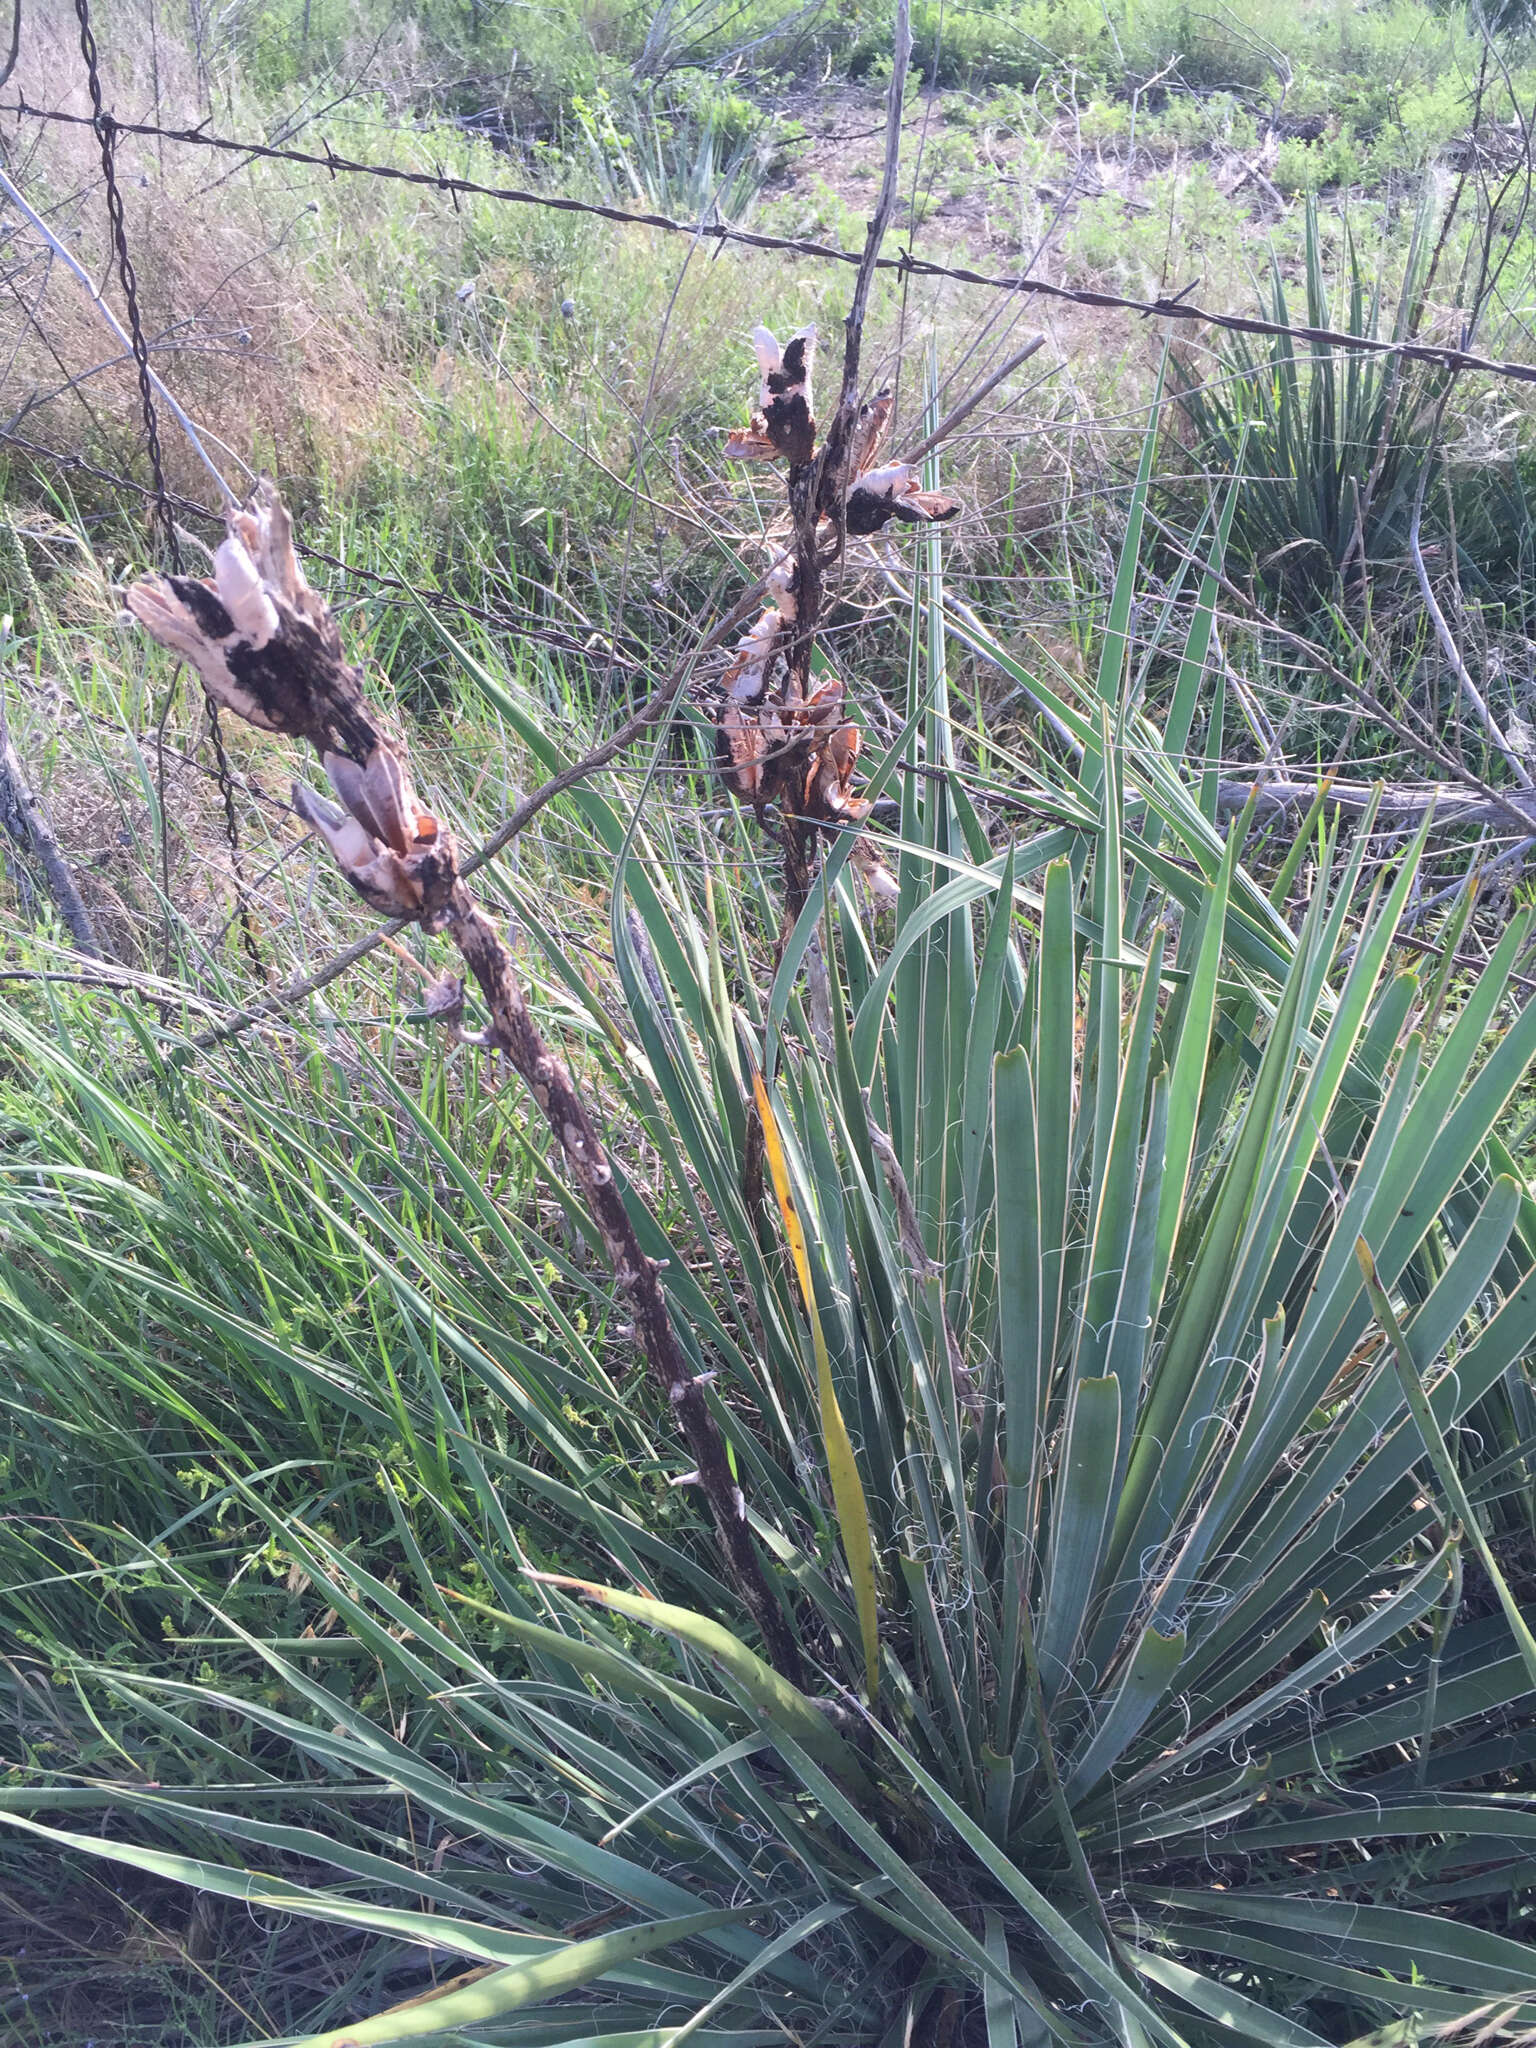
1170;197;1446;605
4;438;1535;2045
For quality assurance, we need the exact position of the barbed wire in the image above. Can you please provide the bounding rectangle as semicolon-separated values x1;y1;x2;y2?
61;12;264;971
9;96;1536;390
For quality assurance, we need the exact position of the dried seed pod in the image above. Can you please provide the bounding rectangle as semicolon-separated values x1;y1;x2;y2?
292;780;376;876
723;325;817;466
324;746;435;859
234;483;308;606
721;607;784;705
766;554;800;625
421;970;466;1025
716;701;768;801
210;533;281;648
721;426;779;462
803;721;870;822
293;752;455;924
847;388;894;480
125;478;380;764
850;834;900;903
125;567;296;733
845;459;960;536
826;720;861;789
292;779;422;917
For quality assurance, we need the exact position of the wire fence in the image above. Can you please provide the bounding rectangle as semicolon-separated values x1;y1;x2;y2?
6;44;1536;1030
8;94;1536;390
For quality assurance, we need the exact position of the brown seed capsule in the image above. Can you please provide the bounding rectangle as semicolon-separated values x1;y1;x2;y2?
723;326;817;466
845;459;960;536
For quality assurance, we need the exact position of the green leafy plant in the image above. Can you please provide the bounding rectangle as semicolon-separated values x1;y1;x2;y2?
1170;198;1447;604
4;441;1535;2044
568;83;770;219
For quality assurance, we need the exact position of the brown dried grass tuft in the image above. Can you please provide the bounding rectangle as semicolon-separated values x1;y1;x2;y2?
1;15;413;512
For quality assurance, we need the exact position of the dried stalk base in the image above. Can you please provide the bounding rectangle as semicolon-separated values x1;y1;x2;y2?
447;891;801;1679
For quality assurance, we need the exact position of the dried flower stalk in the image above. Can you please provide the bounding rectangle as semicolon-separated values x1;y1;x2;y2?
714;250;957;920
126;482;801;1682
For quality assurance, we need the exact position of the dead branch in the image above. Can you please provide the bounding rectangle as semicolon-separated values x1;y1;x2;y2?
0;0;19;94
713;0;939;927
1143;509;1536;840
897;335;1047;467
1408;430;1533;790
1212;776;1536;832
124;480;801;1683
0;695;104;957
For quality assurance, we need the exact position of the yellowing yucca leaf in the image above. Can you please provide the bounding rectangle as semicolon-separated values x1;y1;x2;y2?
752;1066;881;1699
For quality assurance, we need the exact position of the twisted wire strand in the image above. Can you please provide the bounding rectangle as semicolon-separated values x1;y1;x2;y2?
72;0;265;974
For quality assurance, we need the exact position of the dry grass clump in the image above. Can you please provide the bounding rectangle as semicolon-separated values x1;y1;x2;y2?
1;10;407;511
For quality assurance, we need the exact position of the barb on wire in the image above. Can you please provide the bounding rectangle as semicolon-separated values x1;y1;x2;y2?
9;96;1536;389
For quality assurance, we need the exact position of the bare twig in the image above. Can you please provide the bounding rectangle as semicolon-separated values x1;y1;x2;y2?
0;0;19;93
0;957;242;1018
1408;437;1532;789
1143;512;1536;838
838;2;913;424
1211;776;1536;832
898;334;1046;466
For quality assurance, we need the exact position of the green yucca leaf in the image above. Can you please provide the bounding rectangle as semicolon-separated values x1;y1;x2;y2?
239;1909;759;2048
0;1806;698;1973
527;1574;876;1799
1357;1235;1536;1690
1034;1374;1119;1713
1095;362;1163;709
443;1586;741;1726
856;1717;1190;2048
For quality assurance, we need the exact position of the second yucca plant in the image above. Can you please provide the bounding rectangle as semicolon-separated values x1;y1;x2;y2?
1171;196;1446;604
